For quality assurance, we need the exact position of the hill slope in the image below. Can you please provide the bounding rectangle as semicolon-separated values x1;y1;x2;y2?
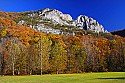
0;9;125;75
111;29;125;37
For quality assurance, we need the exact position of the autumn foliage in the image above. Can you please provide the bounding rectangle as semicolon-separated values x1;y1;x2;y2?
0;12;125;75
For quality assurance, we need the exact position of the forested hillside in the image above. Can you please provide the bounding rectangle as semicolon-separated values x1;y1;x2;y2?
0;11;125;75
111;29;125;37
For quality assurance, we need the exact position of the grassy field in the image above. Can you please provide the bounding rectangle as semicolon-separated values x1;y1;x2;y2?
0;72;125;83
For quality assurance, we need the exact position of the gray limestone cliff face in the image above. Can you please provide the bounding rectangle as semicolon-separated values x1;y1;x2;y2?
39;8;74;26
40;8;106;33
76;15;105;33
19;8;108;34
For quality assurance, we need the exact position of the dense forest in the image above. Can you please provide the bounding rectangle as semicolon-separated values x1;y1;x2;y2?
0;12;125;75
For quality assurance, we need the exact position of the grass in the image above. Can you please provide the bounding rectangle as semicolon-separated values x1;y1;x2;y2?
0;72;125;83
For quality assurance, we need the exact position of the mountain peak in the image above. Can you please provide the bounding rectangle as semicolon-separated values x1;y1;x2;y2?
18;8;108;34
76;15;105;33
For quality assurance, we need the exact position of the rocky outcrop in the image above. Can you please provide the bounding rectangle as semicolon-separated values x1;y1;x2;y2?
39;8;74;25
36;24;61;34
39;8;107;33
20;8;108;34
76;15;105;33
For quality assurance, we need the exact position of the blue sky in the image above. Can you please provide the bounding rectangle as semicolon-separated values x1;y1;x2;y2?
0;0;125;32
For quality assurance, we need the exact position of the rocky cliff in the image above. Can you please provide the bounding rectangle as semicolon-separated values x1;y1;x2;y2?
76;15;105;33
18;8;108;34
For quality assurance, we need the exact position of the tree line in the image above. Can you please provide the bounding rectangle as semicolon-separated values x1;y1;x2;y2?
0;17;125;75
0;33;125;75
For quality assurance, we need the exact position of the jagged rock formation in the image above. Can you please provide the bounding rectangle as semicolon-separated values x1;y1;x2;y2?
18;8;107;34
76;15;105;33
38;8;75;26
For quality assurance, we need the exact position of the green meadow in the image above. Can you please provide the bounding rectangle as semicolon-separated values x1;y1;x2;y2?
0;72;125;83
